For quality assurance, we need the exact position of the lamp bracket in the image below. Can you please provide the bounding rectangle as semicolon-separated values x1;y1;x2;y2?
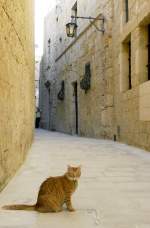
71;15;105;33
89;19;104;33
71;15;104;21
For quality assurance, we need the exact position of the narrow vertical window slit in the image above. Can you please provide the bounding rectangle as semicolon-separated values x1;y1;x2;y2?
128;40;132;89
147;24;150;80
125;0;129;22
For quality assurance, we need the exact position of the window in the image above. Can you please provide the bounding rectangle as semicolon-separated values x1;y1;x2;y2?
120;36;132;92
147;24;150;80
139;24;150;121
128;40;132;89
85;63;91;78
48;38;51;55
72;2;77;21
72;2;77;36
125;0;129;22
80;63;91;93
137;25;150;84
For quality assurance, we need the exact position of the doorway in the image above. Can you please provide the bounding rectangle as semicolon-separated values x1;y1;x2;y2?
73;81;79;134
48;87;51;130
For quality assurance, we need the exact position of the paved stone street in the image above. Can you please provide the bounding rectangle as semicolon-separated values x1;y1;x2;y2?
0;129;150;228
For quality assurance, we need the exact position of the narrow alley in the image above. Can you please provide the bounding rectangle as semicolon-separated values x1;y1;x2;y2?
0;130;150;228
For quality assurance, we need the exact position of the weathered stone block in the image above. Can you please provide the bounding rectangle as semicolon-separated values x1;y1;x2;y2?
0;0;34;191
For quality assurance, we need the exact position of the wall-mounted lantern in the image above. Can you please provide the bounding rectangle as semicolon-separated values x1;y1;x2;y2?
66;22;78;38
66;15;105;38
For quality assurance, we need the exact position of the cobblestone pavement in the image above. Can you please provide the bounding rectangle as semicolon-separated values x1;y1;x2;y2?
0;129;150;228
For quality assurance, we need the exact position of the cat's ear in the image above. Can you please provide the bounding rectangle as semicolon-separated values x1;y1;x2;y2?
67;165;71;169
78;165;82;169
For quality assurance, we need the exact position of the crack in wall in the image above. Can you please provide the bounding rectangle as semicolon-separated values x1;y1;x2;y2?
0;1;34;192
1;5;29;67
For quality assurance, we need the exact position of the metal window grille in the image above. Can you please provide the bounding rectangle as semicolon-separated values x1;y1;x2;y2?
80;63;91;93
85;63;91;78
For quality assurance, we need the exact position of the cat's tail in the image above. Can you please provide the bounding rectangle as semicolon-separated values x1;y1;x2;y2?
2;204;36;211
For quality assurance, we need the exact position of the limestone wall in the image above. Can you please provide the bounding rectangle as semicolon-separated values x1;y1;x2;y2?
113;0;150;150
39;11;58;130
40;0;150;151
0;0;35;191
40;0;114;138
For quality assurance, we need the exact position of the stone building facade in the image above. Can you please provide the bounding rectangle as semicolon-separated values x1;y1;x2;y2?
35;55;41;108
113;0;150;150
39;11;58;130
0;0;35;191
40;0;114;137
40;0;150;151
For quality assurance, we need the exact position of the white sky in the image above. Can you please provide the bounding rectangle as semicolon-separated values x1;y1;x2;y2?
35;0;56;58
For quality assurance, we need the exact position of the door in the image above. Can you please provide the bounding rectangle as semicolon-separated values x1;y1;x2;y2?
48;87;51;130
73;82;78;134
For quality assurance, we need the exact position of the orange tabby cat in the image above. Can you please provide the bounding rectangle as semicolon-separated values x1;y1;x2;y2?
2;165;81;213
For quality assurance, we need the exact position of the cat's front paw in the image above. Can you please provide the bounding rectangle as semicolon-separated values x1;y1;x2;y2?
68;207;76;212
